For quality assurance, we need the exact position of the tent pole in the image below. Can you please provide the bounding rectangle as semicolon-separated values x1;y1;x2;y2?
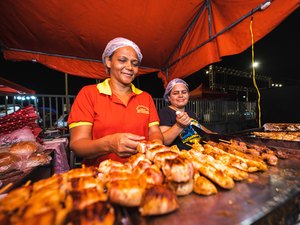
65;73;69;113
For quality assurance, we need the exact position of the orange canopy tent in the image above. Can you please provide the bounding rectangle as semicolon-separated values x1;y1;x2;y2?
0;0;298;86
0;76;35;94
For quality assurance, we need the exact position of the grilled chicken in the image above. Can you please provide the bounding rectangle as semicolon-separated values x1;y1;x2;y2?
68;201;115;225
98;159;131;174
32;174;65;192
193;172;218;196
180;146;235;189
139;184;178;216
0;138;284;223
253;131;300;141
189;149;248;181
153;151;179;168
146;145;170;161
66;166;99;179
0;185;32;212
68;176;104;191
137;140;162;154
203;144;267;172
70;187;108;210
108;179;144;207
127;152;146;168
167;178;194;196
132;159;152;177
161;156;194;183
139;164;164;186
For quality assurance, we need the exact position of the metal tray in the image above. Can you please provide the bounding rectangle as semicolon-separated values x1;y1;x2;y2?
208;131;300;151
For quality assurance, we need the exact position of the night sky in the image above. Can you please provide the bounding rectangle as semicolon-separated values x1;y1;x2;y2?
0;8;298;97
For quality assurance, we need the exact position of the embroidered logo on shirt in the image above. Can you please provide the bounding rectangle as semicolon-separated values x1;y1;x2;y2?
136;105;149;114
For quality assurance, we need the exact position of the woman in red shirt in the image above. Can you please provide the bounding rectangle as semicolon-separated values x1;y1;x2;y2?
68;37;163;166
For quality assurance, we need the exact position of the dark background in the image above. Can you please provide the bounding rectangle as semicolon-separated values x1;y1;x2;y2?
0;9;299;98
261;85;300;123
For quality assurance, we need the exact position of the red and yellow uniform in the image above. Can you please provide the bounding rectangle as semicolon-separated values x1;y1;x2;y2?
68;78;159;166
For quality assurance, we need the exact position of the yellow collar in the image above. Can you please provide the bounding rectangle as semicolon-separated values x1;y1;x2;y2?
96;78;143;95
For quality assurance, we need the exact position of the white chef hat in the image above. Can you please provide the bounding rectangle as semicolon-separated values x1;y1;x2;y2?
163;78;189;104
102;37;143;68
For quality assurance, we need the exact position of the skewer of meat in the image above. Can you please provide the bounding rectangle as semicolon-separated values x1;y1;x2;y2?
227;139;280;165
252;131;300;141
180;149;235;189
203;143;267;172
189;149;249;181
193;172;218;196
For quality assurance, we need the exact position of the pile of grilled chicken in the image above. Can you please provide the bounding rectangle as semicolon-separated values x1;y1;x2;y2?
263;123;300;132
253;131;300;141
0;139;283;225
253;123;300;141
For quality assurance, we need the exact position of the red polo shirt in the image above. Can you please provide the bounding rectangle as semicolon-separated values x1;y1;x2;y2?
68;78;159;166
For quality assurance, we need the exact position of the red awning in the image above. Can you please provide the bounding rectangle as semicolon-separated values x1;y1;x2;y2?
0;76;35;94
0;1;298;86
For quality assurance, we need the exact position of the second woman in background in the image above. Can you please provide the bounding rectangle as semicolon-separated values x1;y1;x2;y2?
159;78;215;150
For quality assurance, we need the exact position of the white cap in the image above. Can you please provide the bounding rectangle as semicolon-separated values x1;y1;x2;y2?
102;37;143;67
163;78;189;104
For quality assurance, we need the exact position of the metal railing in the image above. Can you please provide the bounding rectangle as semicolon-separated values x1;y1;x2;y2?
0;94;257;130
187;99;256;123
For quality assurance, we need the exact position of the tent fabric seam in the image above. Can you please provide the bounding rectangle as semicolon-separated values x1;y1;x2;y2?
164;2;266;71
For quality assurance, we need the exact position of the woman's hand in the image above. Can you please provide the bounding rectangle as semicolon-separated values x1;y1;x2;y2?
109;133;145;158
70;125;146;158
175;111;191;128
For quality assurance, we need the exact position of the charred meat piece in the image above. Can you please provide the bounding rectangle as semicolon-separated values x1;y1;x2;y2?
139;184;178;216
70;187;108;210
108;179;144;207
67;201;115;225
161;156;194;183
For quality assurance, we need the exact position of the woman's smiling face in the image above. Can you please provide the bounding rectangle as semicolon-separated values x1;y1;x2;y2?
106;46;139;85
168;83;189;109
